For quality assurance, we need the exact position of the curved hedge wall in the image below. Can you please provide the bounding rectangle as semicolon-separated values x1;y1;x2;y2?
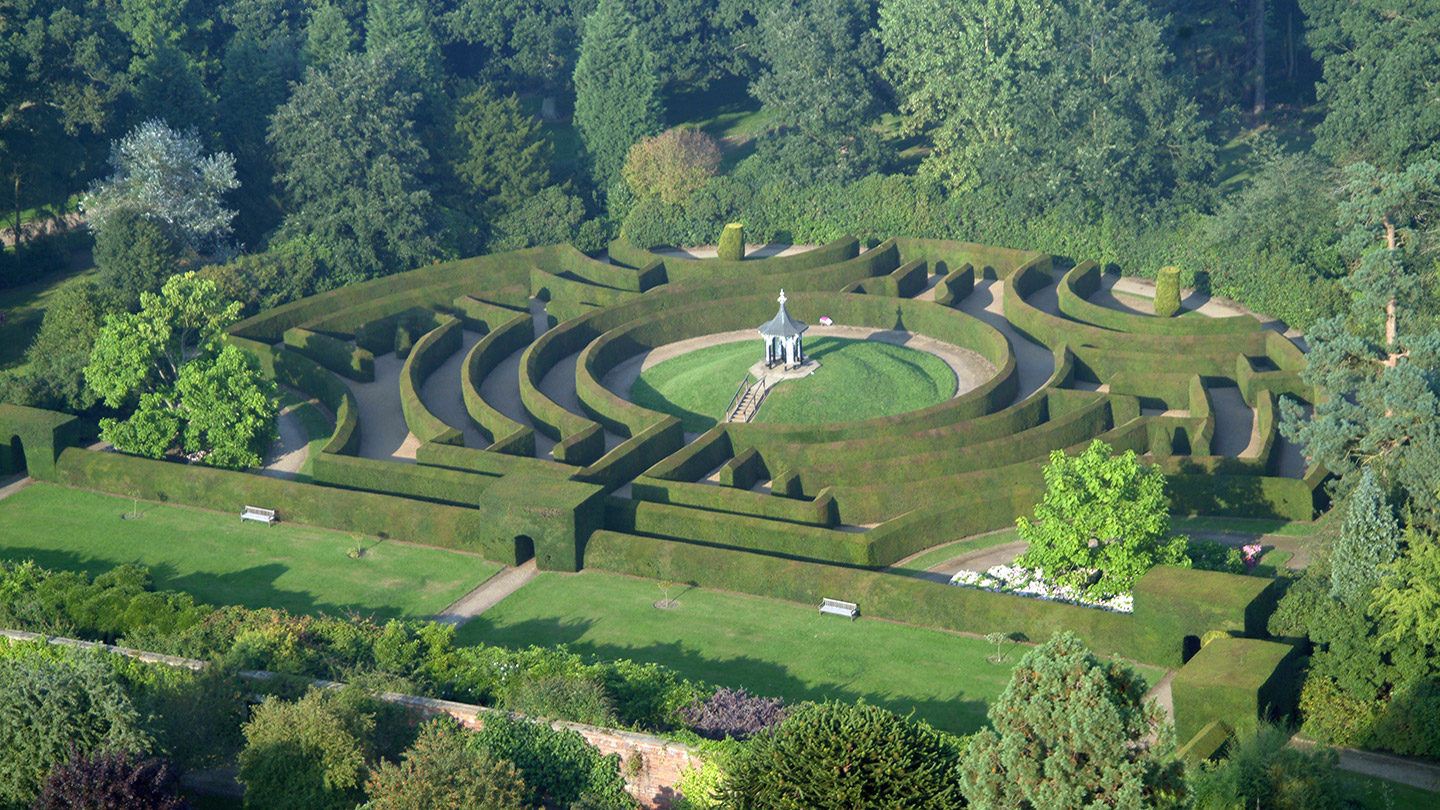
401;316;465;446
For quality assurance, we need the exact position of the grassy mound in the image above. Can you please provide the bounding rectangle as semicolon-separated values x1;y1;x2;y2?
629;336;956;431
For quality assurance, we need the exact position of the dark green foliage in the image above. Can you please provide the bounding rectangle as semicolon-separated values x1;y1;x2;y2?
490;186;603;253
0;560;208;643
198;240;325;318
237;689;373;810
93;209;181;307
572;0;663;192
304;3;358;68
0;651;152;808
1187;540;1244;575
268;50;441;285
452;85;553;218
716;223;743;260
961;631;1187;809
1154;266;1181;318
749;0;887;184
499;673;617;726
719;700;964;809
1330;468;1399;603
1301;0;1440;168
5;282;114;412
364;0;442;83
1187;723;1343;810
283;328;374;381
362;718;528;810
468;713;632;810
31;748;188;810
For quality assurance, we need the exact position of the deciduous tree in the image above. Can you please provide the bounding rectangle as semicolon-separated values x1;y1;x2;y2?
32;748;188;810
622;128;720;205
1016;440;1190;597
238;689;374;810
960;631;1187;809
84;272;277;469
361;718;527;810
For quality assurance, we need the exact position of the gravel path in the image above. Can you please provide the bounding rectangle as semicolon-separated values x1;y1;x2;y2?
419;329;489;448
650;243;819;260
341;352;420;463
0;474;31;502
431;560;538;626
956;279;1055;405
477;346;557;459
537;350;625;451
259;403;312;479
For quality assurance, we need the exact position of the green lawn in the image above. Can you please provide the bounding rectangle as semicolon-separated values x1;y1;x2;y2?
0;261;99;369
630;337;956;432
0;483;500;620
455;571;1165;736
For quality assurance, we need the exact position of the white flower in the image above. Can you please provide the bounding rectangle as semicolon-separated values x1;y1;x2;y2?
949;563;1134;613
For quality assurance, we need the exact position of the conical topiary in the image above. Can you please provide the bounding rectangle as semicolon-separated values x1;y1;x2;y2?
1154;266;1181;318
718;223;744;261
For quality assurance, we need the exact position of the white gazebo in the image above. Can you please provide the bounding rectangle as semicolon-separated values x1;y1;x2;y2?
758;290;807;369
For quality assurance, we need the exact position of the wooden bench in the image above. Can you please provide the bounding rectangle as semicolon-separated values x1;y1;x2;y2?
819;598;858;620
241;506;276;526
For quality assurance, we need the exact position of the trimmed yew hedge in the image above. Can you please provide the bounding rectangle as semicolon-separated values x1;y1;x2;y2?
551;244;664;292
400;316;465;446
413;442;573;478
1171;637;1300;743
461;313;534;453
643;428;731;481
228;337;359;457
283;327;374;381
0;404;82;479
452;295;524;333
583;532;1274;668
49;448;518;562
308;452;499;507
605;498;875;566
629;476;839;526
573;416;683;490
1056;262;1263;336
894;237;1048;280
606;235;861;279
933;262;974;306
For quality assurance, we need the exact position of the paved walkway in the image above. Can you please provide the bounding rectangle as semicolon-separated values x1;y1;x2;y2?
419;329;489;449
650;243;819;260
432;560;538;626
1143;670;1177;722
0;473;31;502
956;278;1055;405
341;351;420;463
477;344;557;459
1291;737;1440;792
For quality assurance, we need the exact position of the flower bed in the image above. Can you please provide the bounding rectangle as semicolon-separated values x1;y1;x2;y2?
949;564;1134;613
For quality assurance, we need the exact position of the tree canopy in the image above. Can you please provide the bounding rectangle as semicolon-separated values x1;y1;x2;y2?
572;0;664;194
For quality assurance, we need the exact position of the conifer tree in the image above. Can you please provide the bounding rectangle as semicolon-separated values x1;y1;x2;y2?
961;631;1187;809
1330;467;1400;604
365;0;442;84
572;0;662;195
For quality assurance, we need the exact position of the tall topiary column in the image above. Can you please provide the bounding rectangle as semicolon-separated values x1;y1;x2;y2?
718;223;744;261
1154;266;1181;317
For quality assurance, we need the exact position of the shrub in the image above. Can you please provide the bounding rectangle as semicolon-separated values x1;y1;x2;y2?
717;223;744;260
500;674;617;727
719;700;964;809
1188;540;1245;574
469;713;632;810
678;688;786;741
1187;723;1341;810
622;129;721;205
237;689;374;810
362;718;527;810
1154;266;1181;317
32;748;188;810
0;649;152;808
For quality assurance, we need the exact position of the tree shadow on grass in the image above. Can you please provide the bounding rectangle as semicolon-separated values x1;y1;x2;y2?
455;616;992;736
0;547;414;623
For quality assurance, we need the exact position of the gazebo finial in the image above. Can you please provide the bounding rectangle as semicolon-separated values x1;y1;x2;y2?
778;289;787;306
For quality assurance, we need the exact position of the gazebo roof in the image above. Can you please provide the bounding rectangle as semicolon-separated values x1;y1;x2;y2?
758;290;807;338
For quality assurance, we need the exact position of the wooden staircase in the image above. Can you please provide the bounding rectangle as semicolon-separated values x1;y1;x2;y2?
725;375;769;423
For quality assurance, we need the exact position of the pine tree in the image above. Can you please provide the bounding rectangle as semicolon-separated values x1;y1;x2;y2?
572;0;662;195
961;631;1187;809
304;3;357;69
365;0;442;84
1330;467;1400;604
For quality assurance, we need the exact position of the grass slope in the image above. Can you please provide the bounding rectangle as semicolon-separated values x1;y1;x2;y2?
0;261;98;370
455;571;1164;735
630;337;955;432
0;483;499;620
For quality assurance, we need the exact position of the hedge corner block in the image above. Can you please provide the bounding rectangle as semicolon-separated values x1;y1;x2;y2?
1170;636;1300;744
1154;266;1181;318
718;223;745;261
477;474;607;573
0;404;83;481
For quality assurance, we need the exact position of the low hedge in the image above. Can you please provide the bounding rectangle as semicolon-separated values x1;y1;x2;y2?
550;244;664;292
400;316;465;446
1171;636;1300;743
719;447;765;490
894;237;1047;280
308;452;499;507
283;327;374;381
1056;261;1262;336
0;404;82;479
461;313;535;453
583;532;1271;668
643;428;731;482
49;448;518;562
629;476;839;526
606;235;861;280
605;499;875;566
228;337;359;457
452;295;525;334
573;416;683;490
933;262;974;306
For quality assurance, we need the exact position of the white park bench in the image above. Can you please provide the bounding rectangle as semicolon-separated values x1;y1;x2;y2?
819;598;858;620
241;506;276;526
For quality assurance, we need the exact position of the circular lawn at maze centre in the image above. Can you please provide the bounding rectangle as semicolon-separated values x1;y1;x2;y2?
629;336;957;432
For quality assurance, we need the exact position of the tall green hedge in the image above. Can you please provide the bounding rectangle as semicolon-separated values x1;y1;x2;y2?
933;262;974;306
228;337;359;457
308;453;499;507
461;314;535;453
717;223;744;261
400;317;465;446
0;404;82;479
1056;261;1260;335
283;327;374;381
1171;637;1300;743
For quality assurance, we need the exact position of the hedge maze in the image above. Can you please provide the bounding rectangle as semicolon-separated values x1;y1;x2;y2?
1;235;1326;750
